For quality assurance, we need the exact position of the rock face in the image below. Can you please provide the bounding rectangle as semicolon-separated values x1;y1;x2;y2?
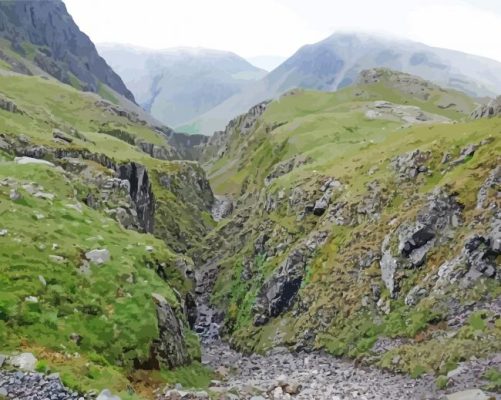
118;162;155;233
253;248;311;326
200;101;270;164
380;187;463;296
150;293;190;369
471;96;501;119
159;163;214;212
0;0;135;101
264;156;311;186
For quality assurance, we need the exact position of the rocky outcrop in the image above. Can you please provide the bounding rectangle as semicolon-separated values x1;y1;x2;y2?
432;214;500;294
253;231;328;326
158;162;214;212
200;101;270;164
149;293;190;369
471;96;501;119
380;187;463;296
117;163;155;233
253;250;306;326
0;1;135;101
391;149;430;180
0;95;20;113
136;140;176;161
264;155;312;186
476;166;501;209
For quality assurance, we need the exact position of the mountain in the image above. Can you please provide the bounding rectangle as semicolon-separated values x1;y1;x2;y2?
1;1;501;398
0;0;134;102
190;32;501;134
98;44;267;131
196;69;501;394
247;55;287;71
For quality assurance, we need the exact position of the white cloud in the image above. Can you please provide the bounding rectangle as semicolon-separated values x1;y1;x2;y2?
64;0;501;62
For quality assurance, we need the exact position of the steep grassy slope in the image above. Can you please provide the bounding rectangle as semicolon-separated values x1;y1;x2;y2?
201;69;500;384
204;68;476;194
0;45;216;398
0;66;214;253
0;159;208;398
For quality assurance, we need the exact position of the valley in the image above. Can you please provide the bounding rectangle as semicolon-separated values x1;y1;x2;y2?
0;1;500;400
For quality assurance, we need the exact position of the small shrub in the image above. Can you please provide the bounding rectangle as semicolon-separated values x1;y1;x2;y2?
35;360;49;373
411;364;426;378
484;368;501;392
435;375;448;389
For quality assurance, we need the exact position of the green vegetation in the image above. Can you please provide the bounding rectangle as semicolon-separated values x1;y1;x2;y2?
204;69;500;385
0;39;216;397
484;368;501;392
0;162;196;395
97;82;119;105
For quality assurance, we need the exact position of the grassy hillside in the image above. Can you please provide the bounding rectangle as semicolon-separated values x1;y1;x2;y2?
205;69;476;194
0;46;215;397
0;159;208;398
201;69;501;383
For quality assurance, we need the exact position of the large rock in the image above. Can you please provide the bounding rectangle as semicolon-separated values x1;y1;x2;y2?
253;250;306;325
85;249;110;265
150;293;190;369
8;353;37;371
391;149;430;180
380;187;463;296
471;96;501;119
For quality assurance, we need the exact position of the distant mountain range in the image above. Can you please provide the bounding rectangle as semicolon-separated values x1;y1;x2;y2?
185;33;501;135
98;44;266;129
98;34;501;136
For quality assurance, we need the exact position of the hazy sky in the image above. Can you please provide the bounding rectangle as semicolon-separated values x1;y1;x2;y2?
64;0;501;62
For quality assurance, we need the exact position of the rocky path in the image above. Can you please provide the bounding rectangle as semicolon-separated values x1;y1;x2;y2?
201;343;439;400
0;370;83;400
198;343;501;400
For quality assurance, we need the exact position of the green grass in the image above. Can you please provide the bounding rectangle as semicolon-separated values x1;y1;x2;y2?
0;161;195;396
98;82;119;105
205;69;501;377
484;368;501;392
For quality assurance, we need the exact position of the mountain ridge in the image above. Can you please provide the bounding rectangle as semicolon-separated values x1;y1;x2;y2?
0;0;135;102
98;44;267;130
188;32;501;134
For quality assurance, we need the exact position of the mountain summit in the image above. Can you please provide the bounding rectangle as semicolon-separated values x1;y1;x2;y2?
189;32;501;134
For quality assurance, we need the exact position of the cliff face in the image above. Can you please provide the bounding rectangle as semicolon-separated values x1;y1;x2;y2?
0;0;135;101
